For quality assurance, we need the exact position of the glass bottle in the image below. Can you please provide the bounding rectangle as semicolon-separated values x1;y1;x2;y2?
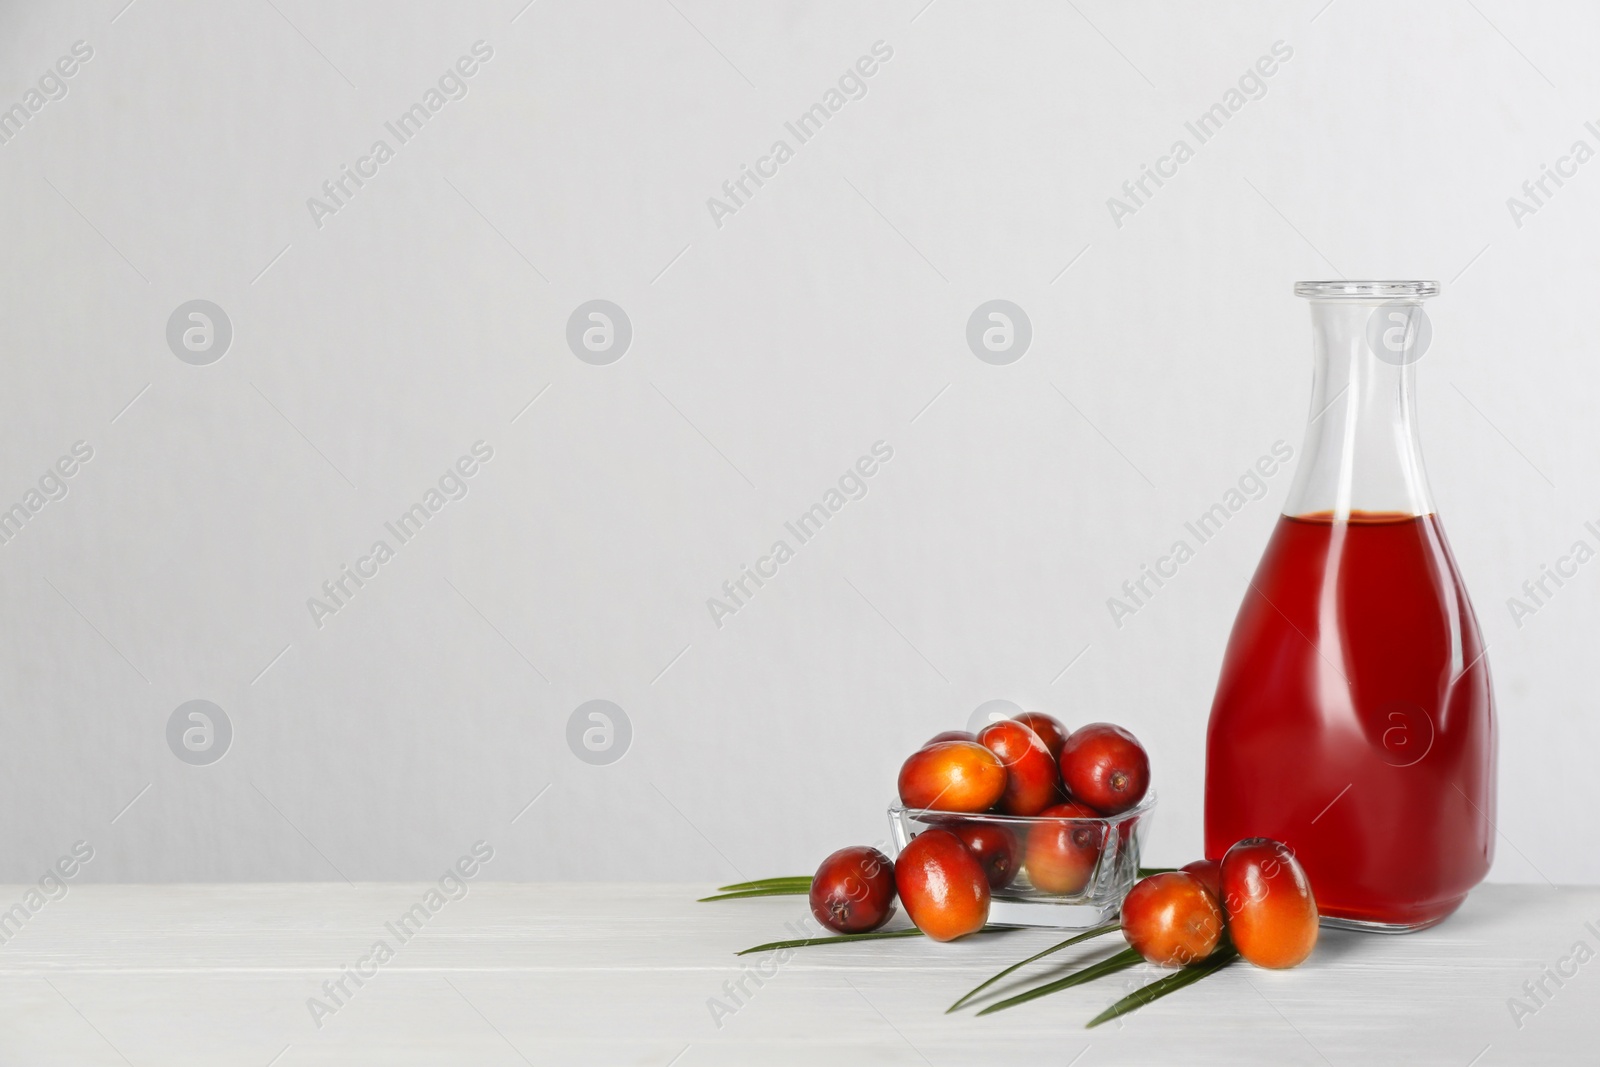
1204;281;1496;931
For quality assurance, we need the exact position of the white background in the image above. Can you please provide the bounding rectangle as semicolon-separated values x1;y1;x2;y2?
0;0;1594;888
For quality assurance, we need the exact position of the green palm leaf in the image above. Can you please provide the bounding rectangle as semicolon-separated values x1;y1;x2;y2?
737;925;1015;956
715;876;811;892
947;924;1119;1012
1085;943;1239;1028
698;886;811;902
736;929;925;955
975;946;1144;1016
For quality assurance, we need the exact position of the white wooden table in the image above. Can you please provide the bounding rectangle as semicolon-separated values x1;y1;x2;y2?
0;883;1594;1065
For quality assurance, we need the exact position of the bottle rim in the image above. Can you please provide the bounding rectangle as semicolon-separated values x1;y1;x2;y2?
1294;280;1439;300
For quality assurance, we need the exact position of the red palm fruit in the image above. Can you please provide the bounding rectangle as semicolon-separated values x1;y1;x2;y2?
1013;712;1068;760
895;828;990;941
1121;871;1225;967
1058;723;1151;815
809;846;896;933
977;720;1058;816
898;741;1007;813
1180;859;1223;904
951;822;1021;890
1024;801;1104;894
1220;838;1319;969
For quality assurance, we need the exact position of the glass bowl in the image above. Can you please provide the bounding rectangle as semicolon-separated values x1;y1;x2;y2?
887;793;1155;929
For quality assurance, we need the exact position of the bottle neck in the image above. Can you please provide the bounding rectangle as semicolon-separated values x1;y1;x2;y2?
1282;300;1434;520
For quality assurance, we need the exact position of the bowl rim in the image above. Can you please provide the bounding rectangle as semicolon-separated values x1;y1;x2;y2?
888;790;1156;827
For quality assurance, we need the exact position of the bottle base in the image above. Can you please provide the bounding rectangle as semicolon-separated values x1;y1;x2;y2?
1318;894;1466;934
